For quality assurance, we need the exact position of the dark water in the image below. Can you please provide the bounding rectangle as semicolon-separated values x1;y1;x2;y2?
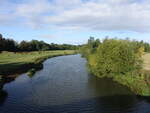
0;54;149;113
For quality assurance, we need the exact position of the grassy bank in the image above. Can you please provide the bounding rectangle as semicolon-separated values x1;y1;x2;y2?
91;53;150;96
111;53;150;96
0;50;75;77
112;73;150;96
89;67;150;96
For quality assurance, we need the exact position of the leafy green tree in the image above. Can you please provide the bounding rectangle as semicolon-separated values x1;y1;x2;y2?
0;34;3;52
88;39;142;77
80;37;101;57
19;41;30;51
0;34;17;52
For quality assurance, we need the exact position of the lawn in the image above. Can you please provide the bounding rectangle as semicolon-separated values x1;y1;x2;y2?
0;50;75;76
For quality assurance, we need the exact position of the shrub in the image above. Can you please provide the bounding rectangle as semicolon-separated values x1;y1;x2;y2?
88;39;142;77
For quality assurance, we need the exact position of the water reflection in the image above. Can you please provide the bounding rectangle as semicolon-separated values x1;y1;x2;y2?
137;96;150;104
87;76;141;113
0;90;7;106
87;75;134;96
0;80;8;106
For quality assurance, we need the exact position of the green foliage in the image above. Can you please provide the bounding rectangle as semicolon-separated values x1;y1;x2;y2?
81;37;150;96
27;68;36;78
0;34;17;52
80;37;101;58
113;73;150;96
131;40;150;53
89;39;142;77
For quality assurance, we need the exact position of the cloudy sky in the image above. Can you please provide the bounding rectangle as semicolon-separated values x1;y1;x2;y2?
1;0;150;44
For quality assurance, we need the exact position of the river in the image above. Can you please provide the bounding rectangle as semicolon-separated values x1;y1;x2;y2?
0;54;149;113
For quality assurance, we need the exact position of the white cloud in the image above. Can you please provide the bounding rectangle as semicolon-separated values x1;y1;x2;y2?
39;34;56;39
1;0;150;32
15;0;51;17
45;0;150;32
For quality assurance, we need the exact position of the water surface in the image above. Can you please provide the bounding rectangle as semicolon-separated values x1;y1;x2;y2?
0;54;149;113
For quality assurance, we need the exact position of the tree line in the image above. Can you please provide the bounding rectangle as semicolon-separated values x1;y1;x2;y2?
0;34;78;52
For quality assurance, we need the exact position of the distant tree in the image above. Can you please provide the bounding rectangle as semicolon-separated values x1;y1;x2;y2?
6;39;17;51
19;41;30;51
0;34;3;53
0;33;79;52
0;34;2;39
80;37;101;57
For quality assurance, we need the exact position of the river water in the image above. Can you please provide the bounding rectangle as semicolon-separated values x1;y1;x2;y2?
0;54;149;113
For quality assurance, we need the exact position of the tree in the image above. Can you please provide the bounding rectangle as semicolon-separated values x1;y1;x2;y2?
19;41;30;51
80;37;101;58
0;34;3;52
0;34;2;39
0;33;79;52
88;39;142;77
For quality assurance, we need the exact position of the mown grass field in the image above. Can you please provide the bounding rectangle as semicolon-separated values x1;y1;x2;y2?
0;50;75;76
142;53;150;70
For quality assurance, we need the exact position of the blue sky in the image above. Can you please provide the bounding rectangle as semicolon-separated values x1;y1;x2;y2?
1;0;150;44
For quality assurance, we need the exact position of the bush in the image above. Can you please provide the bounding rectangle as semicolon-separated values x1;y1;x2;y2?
88;39;142;77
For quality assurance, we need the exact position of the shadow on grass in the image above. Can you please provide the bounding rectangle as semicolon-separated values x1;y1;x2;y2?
0;62;43;76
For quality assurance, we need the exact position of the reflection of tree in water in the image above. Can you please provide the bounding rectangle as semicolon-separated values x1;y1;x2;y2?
93;95;139;113
87;75;140;113
0;89;7;106
137;96;150;104
0;79;8;106
87;74;134;96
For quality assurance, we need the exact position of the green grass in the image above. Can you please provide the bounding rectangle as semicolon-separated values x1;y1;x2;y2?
0;50;75;76
113;73;150;96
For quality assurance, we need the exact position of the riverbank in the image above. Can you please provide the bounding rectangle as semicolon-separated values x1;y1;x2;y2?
88;53;150;96
89;71;150;96
113;75;149;96
81;38;150;96
112;53;150;96
0;50;76;78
